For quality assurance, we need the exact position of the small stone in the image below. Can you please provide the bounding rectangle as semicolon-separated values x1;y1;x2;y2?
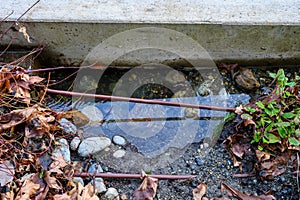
70;137;81;151
113;150;126;158
80;105;103;122
104;187;119;200
120;194;127;200
78;137;111;157
59;118;77;134
91;178;107;194
73;177;84;186
52;138;71;163
195;157;204;166
88;163;104;173
203;143;209;148
112;135;126;146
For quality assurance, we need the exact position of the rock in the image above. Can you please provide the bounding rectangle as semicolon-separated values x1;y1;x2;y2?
165;70;186;84
88;163;104;173
59;118;77;134
184;107;198;118
91;178;107;194
112;135;126;146
113;150;126;158
70;137;81;151
52;138;71;163
73;177;84;186
80;105;103;122
78;137;111;157
103;187;119;200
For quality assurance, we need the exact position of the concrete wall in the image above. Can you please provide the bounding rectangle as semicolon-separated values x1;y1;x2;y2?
0;0;299;66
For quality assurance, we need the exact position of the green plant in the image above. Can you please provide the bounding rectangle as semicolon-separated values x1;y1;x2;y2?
243;69;300;150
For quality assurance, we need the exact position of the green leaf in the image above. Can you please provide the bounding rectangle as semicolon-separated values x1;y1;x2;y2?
278;127;287;138
266;133;280;144
285;81;295;87
281;112;295;119
295;129;300;136
253;131;261;142
258;145;263;151
269;72;277;79
256;101;265;109
265;123;274;132
224;113;236;123
241;113;253;119
245;106;256;113
288;137;299;146
275;122;290;127
265;108;272;116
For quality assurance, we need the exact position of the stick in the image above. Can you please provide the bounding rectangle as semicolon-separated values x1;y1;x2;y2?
74;172;195;180
45;88;236;112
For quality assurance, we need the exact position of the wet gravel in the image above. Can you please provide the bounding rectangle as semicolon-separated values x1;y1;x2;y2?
102;128;299;200
50;65;300;199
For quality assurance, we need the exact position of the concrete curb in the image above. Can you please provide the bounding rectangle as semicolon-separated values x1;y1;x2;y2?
1;0;299;66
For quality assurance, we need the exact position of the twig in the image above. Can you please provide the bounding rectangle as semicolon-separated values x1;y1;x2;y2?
232;173;256;178
0;0;40;40
74;172;195;180
45;89;236;112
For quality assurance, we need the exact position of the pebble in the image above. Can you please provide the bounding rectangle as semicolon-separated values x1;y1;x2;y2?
112;135;126;146
88;163;104;173
103;187;119;200
113;150;126;158
195;157;204;166
52;138;71;163
80;105;103;122
70;137;81;151
73;177;84;186
77;137;111;157
59;118;77;134
91;178;107;194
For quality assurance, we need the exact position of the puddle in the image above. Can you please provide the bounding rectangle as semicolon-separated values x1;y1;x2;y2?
47;66;257;171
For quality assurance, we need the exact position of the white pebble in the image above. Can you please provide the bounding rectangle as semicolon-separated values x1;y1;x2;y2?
52;138;71;163
112;135;126;146
78;137;111;157
70;137;81;151
113;150;126;158
80;105;103;122
104;187;119;200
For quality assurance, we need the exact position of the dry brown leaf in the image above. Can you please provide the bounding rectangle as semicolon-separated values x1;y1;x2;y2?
79;183;98;200
256;150;271;162
235;105;244;114
59;110;89;126
16;179;40;200
0;161;15;186
49;156;68;174
133;172;158;200
53;194;72;200
28;75;44;84
18;24;31;43
192;182;207;200
44;171;61;190
220;182;276;200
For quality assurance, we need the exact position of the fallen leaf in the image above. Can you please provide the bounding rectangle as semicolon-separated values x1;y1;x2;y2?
49;156;68;174
133;172;158;200
16;179;40;200
0;161;15;186
192;182;207;200
44;171;61;190
220;182;276;200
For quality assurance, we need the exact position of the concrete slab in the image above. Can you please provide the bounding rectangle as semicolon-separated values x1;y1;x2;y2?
0;0;299;66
